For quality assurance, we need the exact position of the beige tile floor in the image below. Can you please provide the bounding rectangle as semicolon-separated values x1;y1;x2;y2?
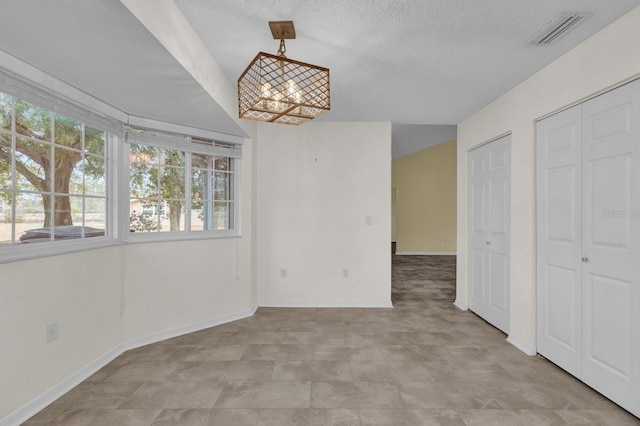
24;255;640;425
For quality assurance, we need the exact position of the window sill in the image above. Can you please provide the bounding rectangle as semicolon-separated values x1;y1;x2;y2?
0;230;242;264
125;229;241;245
0;237;122;264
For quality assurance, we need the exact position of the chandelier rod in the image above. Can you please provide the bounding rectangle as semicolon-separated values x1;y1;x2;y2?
277;39;287;57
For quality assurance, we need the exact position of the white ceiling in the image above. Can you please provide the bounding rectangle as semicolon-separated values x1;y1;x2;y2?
392;125;457;159
0;1;639;136
175;0;640;125
0;0;245;137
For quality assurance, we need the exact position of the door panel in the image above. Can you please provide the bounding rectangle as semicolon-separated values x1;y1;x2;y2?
590;154;632;248
547;165;577;243
545;264;578;350
581;79;640;415
536;104;582;377
469;135;511;333
586;274;632;379
538;79;640;417
491;178;508;235
471;182;486;233
490;252;508;312
471;248;486;301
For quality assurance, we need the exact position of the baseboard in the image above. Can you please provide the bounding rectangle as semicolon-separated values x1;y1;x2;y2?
1;308;256;426
453;299;468;311
0;343;127;426
259;300;394;308
507;335;537;356
124;308;255;351
395;251;456;256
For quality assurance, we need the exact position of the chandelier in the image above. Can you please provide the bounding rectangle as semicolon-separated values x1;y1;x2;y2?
238;21;330;125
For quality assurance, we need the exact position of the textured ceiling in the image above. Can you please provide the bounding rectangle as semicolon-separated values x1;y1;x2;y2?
0;1;638;137
175;0;640;124
392;125;457;159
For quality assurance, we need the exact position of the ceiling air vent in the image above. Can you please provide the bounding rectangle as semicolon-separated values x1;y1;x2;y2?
529;12;592;46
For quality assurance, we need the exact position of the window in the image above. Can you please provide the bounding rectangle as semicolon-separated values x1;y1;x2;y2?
0;62;242;261
192;154;235;231
0;92;109;245
128;133;237;236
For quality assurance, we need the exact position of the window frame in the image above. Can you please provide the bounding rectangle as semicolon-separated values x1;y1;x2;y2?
0;96;122;264
0;57;243;264
124;129;240;244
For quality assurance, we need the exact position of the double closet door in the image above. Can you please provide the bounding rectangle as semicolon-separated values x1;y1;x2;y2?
537;79;640;418
469;135;511;334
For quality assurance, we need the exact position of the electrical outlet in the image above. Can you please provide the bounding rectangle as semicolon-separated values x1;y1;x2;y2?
46;322;58;343
280;269;287;279
365;215;373;226
343;268;349;278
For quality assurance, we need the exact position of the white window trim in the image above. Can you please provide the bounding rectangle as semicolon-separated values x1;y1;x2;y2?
0;93;123;264
0;237;121;264
124;131;241;243
125;228;240;245
128;115;244;146
0;131;122;264
0;53;244;264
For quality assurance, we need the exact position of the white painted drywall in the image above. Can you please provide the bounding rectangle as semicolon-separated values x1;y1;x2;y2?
123;237;253;339
1;3;262;422
0;238;256;424
256;121;392;307
456;6;640;354
0;137;256;424
123;136;255;341
0;247;124;419
119;0;254;139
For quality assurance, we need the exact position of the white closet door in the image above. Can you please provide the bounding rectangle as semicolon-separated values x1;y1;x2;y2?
537;79;640;418
581;79;640;416
536;105;583;377
469;135;511;333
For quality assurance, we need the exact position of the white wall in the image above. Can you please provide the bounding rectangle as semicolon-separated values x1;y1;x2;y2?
0;239;256;424
0;247;124;419
456;7;640;354
0;2;261;423
0;138;255;424
256;121;392;307
123;238;253;339
124;137;255;341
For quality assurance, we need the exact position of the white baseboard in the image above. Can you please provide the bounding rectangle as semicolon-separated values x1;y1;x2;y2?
453;299;468;311
1;308;256;426
259;300;394;309
0;344;126;426
124;308;255;351
395;251;456;256
507;335;537;356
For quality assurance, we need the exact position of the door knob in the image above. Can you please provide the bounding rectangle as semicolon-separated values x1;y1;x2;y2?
581;257;589;262
486;241;491;245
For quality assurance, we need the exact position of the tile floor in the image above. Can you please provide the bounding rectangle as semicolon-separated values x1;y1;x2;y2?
24;255;640;425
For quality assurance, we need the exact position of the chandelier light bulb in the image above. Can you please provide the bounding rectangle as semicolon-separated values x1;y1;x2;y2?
261;82;272;110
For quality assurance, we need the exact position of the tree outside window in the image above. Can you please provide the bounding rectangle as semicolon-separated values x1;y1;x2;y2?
129;142;233;233
0;93;107;244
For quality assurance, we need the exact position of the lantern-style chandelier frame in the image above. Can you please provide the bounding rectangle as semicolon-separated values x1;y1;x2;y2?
238;21;330;125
